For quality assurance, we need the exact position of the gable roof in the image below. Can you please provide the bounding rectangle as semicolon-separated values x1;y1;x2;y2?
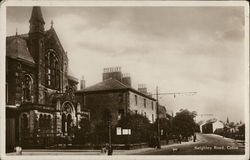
76;78;156;101
6;35;35;64
45;27;67;56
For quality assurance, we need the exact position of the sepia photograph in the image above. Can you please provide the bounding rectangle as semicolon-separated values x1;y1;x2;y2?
1;1;249;159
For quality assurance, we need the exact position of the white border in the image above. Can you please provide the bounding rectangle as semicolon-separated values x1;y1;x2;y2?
0;1;249;160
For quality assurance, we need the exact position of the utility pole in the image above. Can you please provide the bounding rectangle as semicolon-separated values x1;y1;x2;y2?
156;86;161;149
151;90;197;149
108;119;112;155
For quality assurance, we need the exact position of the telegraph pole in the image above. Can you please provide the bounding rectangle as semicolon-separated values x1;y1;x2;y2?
151;90;197;149
156;86;161;149
108;120;112;155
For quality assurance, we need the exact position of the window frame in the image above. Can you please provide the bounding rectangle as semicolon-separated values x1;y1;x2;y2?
135;95;138;106
45;50;60;90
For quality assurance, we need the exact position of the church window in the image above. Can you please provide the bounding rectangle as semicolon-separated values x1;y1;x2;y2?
67;114;72;133
23;75;32;102
45;50;60;90
39;114;44;129
48;115;52;129
62;113;66;134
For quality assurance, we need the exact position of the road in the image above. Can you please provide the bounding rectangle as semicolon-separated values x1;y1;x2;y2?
132;133;245;155
7;133;244;155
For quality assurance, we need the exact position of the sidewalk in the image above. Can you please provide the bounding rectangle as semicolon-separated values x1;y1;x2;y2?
7;140;200;155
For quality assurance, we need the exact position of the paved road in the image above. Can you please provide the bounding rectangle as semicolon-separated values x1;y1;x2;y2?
132;133;245;155
7;133;245;155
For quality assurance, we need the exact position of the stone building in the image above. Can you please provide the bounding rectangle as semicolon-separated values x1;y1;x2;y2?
75;67;157;128
200;119;224;133
6;6;85;150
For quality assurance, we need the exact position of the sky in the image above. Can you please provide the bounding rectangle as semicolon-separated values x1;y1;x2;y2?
6;6;246;123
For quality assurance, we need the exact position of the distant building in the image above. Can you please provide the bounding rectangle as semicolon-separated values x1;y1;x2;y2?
158;105;167;119
201;119;224;133
76;67;157;126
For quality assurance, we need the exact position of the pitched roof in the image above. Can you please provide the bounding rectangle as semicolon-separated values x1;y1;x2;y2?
76;78;156;100
6;35;35;64
79;78;129;92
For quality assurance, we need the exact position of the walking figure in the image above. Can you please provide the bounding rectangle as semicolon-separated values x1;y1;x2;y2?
178;134;182;144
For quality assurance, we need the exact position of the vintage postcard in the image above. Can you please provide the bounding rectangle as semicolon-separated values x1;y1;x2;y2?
0;1;249;160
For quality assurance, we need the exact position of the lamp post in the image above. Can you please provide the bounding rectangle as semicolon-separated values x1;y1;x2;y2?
106;110;112;155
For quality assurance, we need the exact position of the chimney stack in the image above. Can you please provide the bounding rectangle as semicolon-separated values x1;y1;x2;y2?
138;84;147;94
80;76;85;90
122;73;132;87
103;67;122;82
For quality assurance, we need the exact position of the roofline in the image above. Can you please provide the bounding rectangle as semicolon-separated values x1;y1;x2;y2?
47;28;66;55
76;88;156;101
67;74;79;83
6;56;36;66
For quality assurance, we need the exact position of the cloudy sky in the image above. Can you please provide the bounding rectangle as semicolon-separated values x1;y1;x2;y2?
6;6;246;123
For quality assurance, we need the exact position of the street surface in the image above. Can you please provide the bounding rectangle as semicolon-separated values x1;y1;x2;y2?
132;133;245;155
7;133;245;155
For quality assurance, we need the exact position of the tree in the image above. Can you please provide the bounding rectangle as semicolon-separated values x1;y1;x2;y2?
116;113;153;144
153;118;171;140
72;118;91;144
173;109;197;138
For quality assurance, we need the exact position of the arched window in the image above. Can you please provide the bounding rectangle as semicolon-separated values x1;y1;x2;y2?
67;114;72;133
44;115;48;129
45;50;60;90
62;113;66;134
39;114;44;129
23;75;32;102
48;115;52;129
61;102;75;135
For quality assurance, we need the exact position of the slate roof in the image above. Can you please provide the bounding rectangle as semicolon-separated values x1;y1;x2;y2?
6;35;35;64
76;78;156;100
80;78;129;92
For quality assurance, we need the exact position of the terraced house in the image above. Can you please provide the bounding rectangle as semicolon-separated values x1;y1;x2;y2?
76;67;157;127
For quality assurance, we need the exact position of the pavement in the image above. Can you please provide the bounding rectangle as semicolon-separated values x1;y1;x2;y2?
7;140;200;155
6;133;245;155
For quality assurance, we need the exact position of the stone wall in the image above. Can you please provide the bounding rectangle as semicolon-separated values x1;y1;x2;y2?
6;58;37;105
80;91;127;126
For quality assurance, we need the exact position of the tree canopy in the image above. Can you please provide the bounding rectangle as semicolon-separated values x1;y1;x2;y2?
173;109;197;137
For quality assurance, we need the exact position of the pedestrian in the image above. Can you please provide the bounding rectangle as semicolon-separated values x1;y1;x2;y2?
193;133;196;142
153;136;157;149
107;145;113;155
178;134;182;144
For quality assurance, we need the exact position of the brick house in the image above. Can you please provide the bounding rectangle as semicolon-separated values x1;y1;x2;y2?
6;7;85;150
75;67;157;129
